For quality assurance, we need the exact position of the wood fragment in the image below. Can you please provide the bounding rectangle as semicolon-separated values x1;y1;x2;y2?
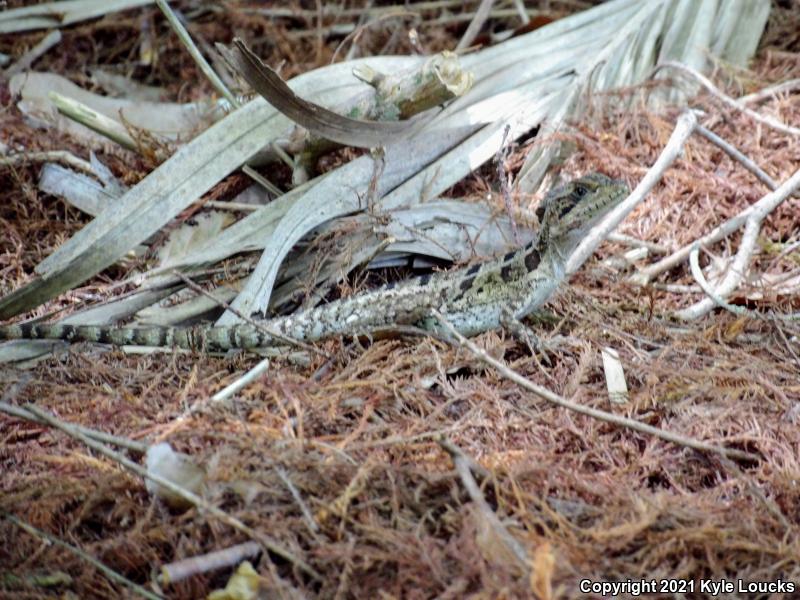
159;542;262;585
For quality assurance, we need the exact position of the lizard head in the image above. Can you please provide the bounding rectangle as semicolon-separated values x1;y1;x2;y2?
536;172;628;254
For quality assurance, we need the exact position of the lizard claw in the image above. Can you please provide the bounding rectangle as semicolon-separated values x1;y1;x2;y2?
500;307;557;365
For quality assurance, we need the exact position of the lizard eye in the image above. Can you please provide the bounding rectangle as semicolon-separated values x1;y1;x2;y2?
573;185;588;198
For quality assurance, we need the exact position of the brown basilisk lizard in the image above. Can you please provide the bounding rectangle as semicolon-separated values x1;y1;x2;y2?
0;173;628;351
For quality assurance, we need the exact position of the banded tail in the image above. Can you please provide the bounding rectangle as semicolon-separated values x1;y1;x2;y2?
0;322;275;351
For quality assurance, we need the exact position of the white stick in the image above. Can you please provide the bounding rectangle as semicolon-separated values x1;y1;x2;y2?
566;110;698;275
657;61;800;137
430;310;757;462
675;168;800;320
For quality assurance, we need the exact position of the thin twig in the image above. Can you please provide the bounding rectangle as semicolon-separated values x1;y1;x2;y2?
158;541;262;585
0;401;147;453
685;244;800;321
331;11;417;63
276;466;321;534
213;358;271;403
739;78;800;104
430;310;759;463
20;404;321;581
4;513;164;600
567;109;698;275
5;29;61;76
165;357;271;432
1;381;144;453
675;168;800;320
0;150;93;173
270;140;296;169
607;233;668;254
511;0;530;25
686;244;753;318
204;200;260;212
437;439;490;479
242;164;283;197
154;0;238;107
675;218;761;321
495;124;520;244
656;61;800;137
242;1;482;19
48;92;138;151
440;439;530;571
632;170;800;286
694;124;778;190
455;0;494;51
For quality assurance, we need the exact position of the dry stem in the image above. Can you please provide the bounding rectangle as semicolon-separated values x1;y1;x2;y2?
431;309;759;463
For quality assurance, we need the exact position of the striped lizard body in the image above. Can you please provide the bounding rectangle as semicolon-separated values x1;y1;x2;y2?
0;173;627;351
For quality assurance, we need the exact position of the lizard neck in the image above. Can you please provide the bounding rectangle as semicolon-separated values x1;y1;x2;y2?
535;217;573;276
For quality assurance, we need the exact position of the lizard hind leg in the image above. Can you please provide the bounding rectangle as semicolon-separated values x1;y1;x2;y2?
499;307;557;366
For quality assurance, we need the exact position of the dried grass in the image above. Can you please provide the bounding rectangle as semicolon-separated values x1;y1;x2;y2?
2;2;800;598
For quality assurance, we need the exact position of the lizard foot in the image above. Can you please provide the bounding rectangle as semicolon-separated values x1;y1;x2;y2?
500;308;558;365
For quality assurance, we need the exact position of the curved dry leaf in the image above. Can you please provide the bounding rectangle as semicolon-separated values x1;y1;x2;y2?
222;38;417;148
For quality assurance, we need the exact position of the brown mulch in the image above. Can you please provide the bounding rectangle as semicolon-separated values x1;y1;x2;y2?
1;2;799;599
